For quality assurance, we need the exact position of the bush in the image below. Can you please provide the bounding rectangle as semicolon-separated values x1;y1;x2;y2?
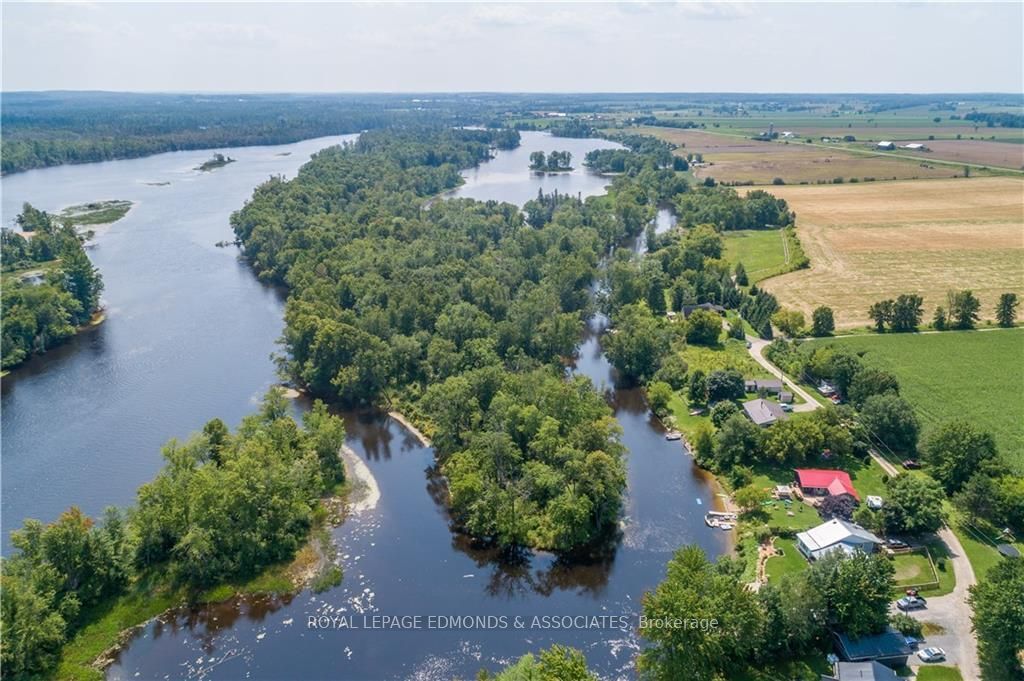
890;612;923;638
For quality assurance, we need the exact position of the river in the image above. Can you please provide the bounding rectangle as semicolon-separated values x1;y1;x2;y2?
2;131;722;680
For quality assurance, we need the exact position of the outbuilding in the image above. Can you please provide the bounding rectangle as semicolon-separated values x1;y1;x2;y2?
795;469;860;500
876;141;895;150
797;518;881;561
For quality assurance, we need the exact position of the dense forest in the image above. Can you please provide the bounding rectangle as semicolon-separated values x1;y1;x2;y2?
1;205;104;369
228;125;696;551
0;390;347;679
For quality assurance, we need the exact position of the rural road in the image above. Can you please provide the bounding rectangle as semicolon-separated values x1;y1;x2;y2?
744;336;821;413
871;450;981;680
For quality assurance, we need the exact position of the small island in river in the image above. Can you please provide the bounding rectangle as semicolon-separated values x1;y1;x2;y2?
196;152;236;171
528;149;573;172
58;199;133;226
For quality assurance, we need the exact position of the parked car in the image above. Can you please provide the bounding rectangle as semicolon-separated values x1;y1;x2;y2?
917;647;946;663
781;403;793;412
886;538;910;550
897;596;927;611
902;459;922;470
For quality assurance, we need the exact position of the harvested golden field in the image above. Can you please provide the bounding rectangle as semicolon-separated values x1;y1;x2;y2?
755;177;1024;329
899;139;1024;170
639;126;967;185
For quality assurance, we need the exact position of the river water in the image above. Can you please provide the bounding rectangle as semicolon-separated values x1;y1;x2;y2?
2;131;722;680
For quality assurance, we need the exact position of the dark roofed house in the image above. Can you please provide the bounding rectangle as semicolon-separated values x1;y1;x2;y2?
681;302;726;318
742;399;788;427
833;629;912;669
822;661;900;681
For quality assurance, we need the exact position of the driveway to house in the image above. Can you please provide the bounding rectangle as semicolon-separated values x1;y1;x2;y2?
745;336;821;413
871;452;981;680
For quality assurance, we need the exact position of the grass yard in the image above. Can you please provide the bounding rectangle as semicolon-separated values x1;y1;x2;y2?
681;338;771;378
848;456;890;499
723;229;789;282
915;666;964;681
757;177;1024;329
891;551;939;589
814;329;1024;472
766;537;809;582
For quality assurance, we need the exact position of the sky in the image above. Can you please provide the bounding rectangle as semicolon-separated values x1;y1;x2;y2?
2;2;1022;93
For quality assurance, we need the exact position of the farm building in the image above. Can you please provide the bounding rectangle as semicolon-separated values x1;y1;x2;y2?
744;378;784;394
901;143;927;151
794;469;859;500
832;628;913;669
742;399;788;427
797;518;882;561
876;141;895;150
822;661;900;681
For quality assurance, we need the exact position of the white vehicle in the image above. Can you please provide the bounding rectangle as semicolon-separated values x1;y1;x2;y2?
917;647;946;663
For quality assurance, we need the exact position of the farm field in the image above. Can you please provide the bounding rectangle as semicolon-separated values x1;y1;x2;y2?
810;329;1024;473
722;230;788;282
640;126;970;184
755;177;1024;328
894;138;1024;170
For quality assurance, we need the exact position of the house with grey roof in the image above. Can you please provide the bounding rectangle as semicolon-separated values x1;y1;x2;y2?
744;378;784;394
797;518;882;561
742;398;787;427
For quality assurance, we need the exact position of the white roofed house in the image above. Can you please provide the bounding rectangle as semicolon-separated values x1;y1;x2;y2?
796;518;882;561
742;399;788;427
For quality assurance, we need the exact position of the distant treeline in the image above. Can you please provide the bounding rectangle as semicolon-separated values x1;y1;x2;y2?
0;92;502;174
962;111;1024;128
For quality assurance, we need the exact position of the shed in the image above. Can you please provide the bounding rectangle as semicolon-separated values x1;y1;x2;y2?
779;391;794;403
876;141;895;150
795;469;860;500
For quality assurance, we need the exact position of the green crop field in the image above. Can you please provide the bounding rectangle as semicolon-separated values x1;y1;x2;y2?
817;329;1024;472
723;230;788;282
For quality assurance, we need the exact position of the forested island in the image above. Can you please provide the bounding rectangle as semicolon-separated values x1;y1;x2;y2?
1;204;106;371
528;149;573;172
196;152;235;172
0;390;348;679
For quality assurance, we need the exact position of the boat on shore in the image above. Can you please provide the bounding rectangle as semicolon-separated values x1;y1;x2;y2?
704;511;738;529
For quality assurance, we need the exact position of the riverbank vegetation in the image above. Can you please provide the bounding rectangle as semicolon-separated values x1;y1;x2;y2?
1;204;105;370
57;200;133;226
0;389;347;680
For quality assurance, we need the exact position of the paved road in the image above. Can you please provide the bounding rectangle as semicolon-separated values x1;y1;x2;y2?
744;336;821;413
870;451;981;680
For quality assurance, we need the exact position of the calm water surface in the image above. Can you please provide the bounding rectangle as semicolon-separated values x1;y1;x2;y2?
2;132;724;680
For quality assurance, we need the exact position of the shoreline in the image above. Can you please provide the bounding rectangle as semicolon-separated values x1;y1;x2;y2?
340;444;380;514
387;410;432;447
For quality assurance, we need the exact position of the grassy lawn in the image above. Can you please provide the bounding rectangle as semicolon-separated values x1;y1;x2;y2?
848;456;890;499
915;666;964;681
917;539;956;597
810;329;1024;473
723;229;789;282
891;551;939;590
766;537;808;582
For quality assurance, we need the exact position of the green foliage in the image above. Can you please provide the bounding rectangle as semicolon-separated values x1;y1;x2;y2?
811;306;835;337
969;558;1024;681
646;381;674;419
685;309;722;346
889;611;923;638
528;150;573;171
432;370;625;552
605;304;672;385
705;369;744;402
995;292;1019;328
771;308;805;338
638;546;766;681
847;367;900;408
805;551;895;639
734;485;770;514
882;474;946;535
489;644;597;680
946;289;981;330
2;204;104;369
673;187;793;231
922;420;999;494
859;393;920;453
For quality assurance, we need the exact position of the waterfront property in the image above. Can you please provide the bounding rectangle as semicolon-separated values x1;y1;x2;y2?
743;398;788;427
796;518;882;561
795;469;860;500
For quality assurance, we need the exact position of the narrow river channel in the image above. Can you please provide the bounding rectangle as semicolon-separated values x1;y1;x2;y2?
2;131;725;680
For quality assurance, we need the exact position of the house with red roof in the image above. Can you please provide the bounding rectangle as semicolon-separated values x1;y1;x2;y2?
794;469;859;500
